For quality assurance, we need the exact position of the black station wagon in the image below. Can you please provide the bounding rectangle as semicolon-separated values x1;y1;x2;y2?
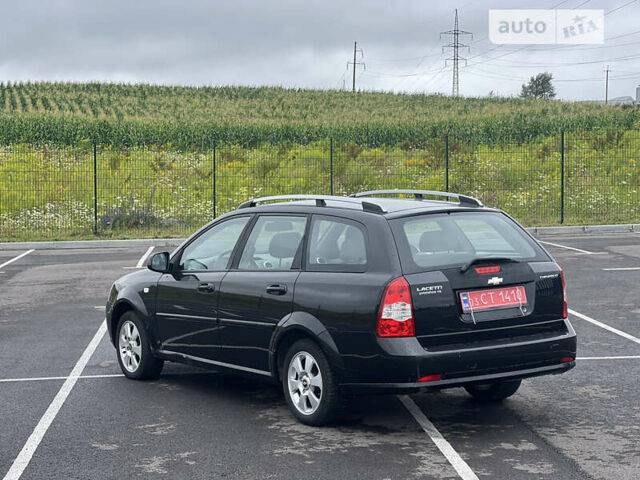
106;190;576;425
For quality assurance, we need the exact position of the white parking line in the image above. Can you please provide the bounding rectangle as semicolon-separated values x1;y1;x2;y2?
0;373;124;383
569;309;640;346
602;267;640;271
399;395;478;480
0;249;35;270
578;356;640;360
538;240;604;255
136;246;155;268
2;321;106;480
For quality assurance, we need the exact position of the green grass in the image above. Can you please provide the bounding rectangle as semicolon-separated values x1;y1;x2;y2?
1;130;638;241
1;82;639;146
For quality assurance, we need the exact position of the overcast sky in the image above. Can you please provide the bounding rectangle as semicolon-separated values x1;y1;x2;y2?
1;0;639;100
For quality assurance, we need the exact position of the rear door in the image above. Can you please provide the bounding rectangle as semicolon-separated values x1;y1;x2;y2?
390;212;565;346
217;214;308;372
155;215;251;359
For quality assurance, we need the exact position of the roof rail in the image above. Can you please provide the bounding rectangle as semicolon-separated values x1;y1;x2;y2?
350;189;483;207
237;195;387;214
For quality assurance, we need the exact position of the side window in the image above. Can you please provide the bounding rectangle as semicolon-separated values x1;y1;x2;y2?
308;217;368;272
180;216;250;271
238;216;307;270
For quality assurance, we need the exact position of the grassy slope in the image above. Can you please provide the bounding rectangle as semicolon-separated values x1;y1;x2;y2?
0;82;638;145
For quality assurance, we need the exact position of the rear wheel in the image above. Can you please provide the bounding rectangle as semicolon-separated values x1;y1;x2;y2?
282;339;343;426
116;311;164;380
464;379;521;402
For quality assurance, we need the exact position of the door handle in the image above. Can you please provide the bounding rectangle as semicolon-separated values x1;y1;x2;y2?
197;282;216;293
266;284;287;295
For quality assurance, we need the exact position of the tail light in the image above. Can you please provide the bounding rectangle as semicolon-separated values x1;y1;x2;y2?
377;277;415;337
556;263;568;319
418;374;443;382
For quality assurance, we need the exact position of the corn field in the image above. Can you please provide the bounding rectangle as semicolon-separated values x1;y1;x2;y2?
1;82;639;146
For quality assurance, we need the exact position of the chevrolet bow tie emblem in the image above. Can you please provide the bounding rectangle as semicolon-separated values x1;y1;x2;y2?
487;276;503;286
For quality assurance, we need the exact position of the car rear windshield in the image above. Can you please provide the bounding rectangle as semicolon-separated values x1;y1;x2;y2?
389;211;549;274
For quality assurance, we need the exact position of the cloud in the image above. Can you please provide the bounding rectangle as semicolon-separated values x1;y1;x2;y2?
0;0;637;100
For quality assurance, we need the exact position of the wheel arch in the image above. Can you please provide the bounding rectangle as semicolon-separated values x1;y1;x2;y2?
108;300;135;346
108;295;151;347
269;311;344;382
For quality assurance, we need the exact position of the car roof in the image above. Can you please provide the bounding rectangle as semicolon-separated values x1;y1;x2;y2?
245;198;498;219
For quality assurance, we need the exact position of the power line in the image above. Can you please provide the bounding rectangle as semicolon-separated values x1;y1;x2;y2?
440;9;472;96
470;52;640;68
605;0;638;16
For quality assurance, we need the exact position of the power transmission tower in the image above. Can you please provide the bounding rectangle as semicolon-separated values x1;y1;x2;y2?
440;9;472;97
604;65;611;104
347;41;365;93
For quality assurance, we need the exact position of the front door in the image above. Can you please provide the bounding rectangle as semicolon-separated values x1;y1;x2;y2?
217;215;307;372
155;215;251;360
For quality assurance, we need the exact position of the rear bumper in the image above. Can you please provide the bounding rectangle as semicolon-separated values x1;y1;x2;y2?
342;360;574;394
339;319;577;394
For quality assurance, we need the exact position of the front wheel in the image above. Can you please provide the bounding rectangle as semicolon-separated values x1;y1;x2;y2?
116;311;164;380
282;339;343;426
464;379;521;402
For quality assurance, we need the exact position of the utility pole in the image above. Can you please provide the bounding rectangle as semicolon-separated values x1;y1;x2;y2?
441;9;472;97
347;41;365;93
604;65;611;104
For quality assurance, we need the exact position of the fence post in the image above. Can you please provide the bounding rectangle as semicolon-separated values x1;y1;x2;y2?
330;137;334;195
213;140;217;219
560;130;565;224
445;134;450;192
93;141;98;235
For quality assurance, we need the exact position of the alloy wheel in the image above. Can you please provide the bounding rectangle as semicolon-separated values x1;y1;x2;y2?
119;320;142;373
287;351;323;415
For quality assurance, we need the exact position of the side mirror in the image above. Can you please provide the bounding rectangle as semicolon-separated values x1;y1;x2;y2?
148;251;171;273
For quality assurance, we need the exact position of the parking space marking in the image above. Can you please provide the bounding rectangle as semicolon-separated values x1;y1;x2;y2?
136;246;154;268
2;321;106;480
0;249;35;270
602;267;640;271
538;240;604;255
398;395;479;480
0;374;123;384
578;356;640;360
569;308;640;346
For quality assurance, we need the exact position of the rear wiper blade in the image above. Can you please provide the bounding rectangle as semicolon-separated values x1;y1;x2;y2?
460;257;520;273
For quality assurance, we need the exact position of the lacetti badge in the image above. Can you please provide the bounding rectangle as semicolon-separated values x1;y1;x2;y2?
487;276;503;286
415;285;443;296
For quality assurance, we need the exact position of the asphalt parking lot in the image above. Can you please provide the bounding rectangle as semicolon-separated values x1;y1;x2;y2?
1;232;640;480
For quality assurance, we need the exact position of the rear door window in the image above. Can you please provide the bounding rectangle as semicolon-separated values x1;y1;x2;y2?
390;212;548;273
237;215;307;270
307;216;368;272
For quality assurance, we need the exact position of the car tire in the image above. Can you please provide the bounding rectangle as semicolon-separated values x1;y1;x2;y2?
464;379;521;402
116;311;164;380
282;339;343;426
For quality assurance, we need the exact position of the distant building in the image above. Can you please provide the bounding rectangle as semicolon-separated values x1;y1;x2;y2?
608;96;635;106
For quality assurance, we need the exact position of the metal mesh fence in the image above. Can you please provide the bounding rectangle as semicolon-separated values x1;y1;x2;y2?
564;130;640;225
449;134;563;226
1;130;639;241
95;144;214;238
0;143;94;240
